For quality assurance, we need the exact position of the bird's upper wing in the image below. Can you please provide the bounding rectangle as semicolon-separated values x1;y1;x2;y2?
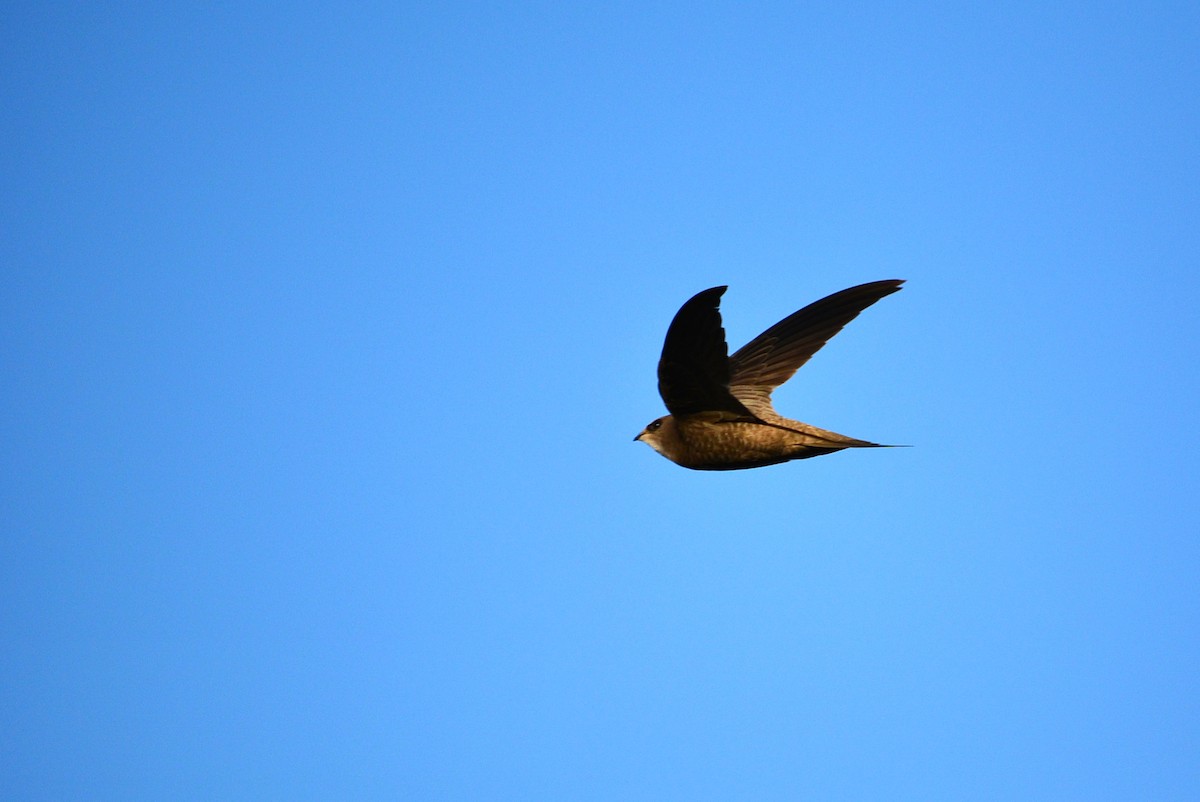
728;279;904;416
657;286;758;418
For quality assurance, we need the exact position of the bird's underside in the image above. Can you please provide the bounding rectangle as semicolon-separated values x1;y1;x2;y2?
635;280;904;471
669;413;885;471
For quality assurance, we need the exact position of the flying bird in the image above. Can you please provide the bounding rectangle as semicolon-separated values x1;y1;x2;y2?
635;280;905;470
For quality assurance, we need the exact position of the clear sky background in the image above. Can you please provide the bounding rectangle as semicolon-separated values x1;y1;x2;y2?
3;3;1199;800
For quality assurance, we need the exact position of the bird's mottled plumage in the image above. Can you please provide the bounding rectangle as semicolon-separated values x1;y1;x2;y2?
635;280;904;470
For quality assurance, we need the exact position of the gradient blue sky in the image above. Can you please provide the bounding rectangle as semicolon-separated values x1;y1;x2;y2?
4;3;1199;799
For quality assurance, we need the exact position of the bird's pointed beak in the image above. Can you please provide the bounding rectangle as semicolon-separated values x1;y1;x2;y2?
633;432;643;442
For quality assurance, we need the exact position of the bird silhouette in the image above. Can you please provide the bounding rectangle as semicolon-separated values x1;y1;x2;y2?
635;280;905;470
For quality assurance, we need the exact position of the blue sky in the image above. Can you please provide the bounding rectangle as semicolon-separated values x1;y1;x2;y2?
3;3;1199;799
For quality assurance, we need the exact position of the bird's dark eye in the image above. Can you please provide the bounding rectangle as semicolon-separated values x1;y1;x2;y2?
647;419;662;431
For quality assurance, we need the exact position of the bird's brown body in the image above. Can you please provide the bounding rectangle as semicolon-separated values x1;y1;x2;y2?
635;280;904;471
649;412;882;471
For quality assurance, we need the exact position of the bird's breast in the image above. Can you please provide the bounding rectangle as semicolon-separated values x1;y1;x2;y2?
673;419;796;470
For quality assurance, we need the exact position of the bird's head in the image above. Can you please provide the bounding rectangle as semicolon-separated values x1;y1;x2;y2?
634;415;680;459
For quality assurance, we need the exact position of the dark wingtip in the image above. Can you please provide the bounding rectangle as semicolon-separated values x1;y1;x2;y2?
869;278;905;293
841;278;906;307
690;285;728;302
